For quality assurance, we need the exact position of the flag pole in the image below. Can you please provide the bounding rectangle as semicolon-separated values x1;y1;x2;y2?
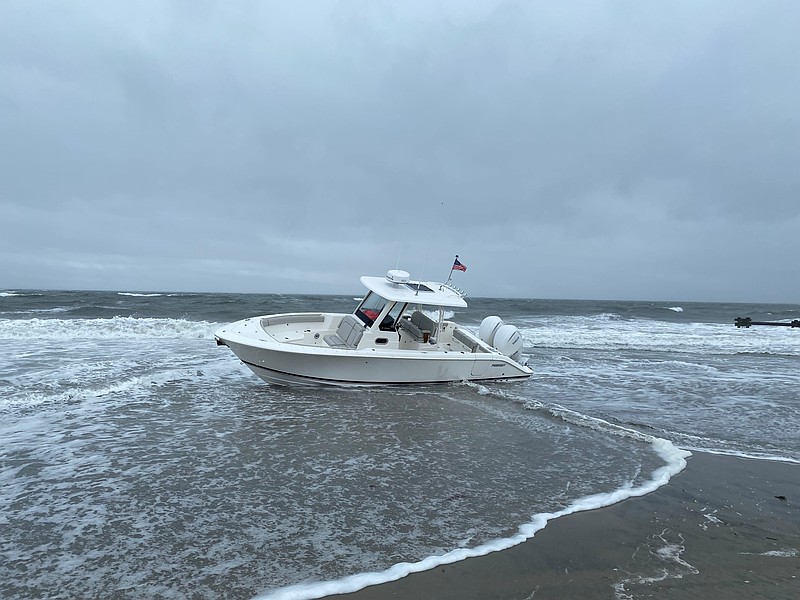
445;254;458;286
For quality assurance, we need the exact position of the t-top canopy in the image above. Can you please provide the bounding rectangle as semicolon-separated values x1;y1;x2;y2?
360;275;468;308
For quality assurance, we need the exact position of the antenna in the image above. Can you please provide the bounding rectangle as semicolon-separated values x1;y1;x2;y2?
416;248;431;296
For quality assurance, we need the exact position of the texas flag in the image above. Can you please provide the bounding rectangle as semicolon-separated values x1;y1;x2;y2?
452;256;467;272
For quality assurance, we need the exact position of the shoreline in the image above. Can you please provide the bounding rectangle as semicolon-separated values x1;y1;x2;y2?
330;452;800;599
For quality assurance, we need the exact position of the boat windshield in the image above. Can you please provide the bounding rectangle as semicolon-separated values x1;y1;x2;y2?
379;301;407;331
355;291;387;326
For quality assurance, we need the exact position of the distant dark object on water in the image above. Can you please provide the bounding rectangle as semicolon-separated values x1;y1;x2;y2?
775;495;787;501
735;317;800;329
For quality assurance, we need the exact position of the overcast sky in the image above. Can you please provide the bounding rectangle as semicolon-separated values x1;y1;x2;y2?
1;1;798;302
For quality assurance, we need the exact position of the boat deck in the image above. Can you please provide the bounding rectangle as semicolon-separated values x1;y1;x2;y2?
232;312;494;355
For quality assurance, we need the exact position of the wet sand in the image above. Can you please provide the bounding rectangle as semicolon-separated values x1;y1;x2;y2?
335;452;800;599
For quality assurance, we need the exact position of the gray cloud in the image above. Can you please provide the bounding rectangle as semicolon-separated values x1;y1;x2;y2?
1;0;798;301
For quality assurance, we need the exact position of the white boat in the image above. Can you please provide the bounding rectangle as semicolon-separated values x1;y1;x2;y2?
214;269;533;386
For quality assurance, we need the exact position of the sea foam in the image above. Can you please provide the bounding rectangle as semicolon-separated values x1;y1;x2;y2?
518;316;800;356
117;292;163;297
0;316;219;341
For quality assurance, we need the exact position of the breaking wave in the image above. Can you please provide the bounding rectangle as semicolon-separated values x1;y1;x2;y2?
0;316;219;341
117;292;164;297
519;315;800;356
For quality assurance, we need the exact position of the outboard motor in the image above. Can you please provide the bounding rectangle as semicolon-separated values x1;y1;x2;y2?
480;316;524;363
479;316;504;346
493;324;524;363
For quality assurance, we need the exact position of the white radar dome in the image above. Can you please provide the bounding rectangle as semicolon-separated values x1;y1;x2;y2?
479;316;504;346
493;324;523;361
386;269;410;284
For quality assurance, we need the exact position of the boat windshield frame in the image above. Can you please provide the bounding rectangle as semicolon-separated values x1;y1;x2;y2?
355;291;387;327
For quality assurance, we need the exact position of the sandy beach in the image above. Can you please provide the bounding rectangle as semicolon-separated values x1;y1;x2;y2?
336;452;800;599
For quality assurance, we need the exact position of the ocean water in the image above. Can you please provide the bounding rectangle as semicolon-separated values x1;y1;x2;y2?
1;289;798;599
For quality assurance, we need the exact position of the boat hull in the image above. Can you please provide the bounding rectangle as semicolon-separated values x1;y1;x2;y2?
218;331;532;387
